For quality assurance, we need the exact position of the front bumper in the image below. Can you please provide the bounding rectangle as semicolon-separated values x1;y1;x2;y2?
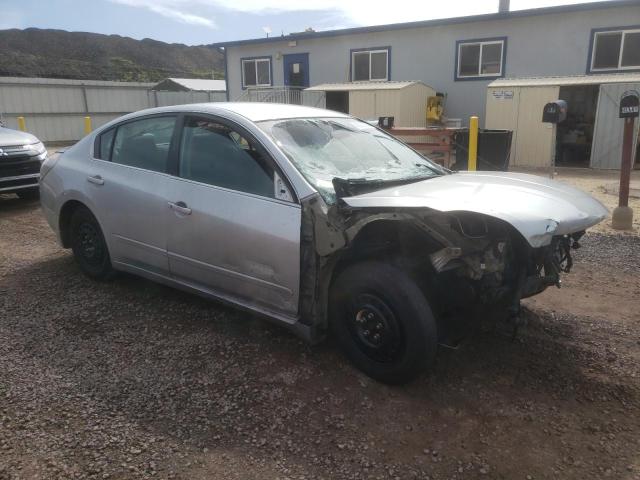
0;173;40;193
0;154;41;193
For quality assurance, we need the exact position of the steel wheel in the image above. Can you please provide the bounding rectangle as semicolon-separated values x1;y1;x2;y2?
347;293;405;363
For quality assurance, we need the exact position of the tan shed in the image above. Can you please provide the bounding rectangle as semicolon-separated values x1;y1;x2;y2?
486;74;640;169
305;81;436;127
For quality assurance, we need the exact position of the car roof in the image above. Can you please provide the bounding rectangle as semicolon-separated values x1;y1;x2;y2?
127;102;350;123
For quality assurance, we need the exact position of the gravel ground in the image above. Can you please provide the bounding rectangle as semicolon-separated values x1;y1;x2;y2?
1;194;640;480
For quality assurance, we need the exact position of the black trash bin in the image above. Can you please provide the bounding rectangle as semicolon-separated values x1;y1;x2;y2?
453;129;513;171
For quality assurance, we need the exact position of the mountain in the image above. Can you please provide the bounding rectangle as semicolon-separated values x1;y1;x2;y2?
0;28;224;82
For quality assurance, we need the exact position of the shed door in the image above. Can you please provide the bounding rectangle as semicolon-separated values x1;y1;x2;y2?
590;83;640;169
486;86;559;167
349;91;376;120
513;87;559;168
486;87;520;164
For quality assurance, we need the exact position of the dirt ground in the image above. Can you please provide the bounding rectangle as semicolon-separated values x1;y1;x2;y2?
1;170;639;479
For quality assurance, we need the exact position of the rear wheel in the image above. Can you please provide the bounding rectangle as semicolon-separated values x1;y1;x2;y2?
16;187;40;200
330;261;437;384
70;207;114;280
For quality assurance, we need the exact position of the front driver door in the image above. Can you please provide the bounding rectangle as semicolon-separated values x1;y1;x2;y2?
165;115;301;316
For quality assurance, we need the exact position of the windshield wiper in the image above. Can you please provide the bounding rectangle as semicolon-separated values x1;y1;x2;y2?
332;175;437;199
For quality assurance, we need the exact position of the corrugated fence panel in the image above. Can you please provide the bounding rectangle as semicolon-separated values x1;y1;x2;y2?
590;82;640;169
0;78;227;142
1;113;124;143
0;84;85;114
86;87;152;113
154;91;226;106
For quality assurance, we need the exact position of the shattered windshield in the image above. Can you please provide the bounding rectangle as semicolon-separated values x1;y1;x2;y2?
258;117;445;204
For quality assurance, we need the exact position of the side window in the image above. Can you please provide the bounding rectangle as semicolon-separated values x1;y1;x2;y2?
179;117;275;198
96;128;115;160
590;28;640;72
456;38;506;80
111;116;176;173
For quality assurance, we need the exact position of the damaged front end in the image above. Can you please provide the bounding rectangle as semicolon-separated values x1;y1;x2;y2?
298;190;586;344
426;213;584;313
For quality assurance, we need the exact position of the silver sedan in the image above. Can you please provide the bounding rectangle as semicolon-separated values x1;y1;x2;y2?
40;103;607;383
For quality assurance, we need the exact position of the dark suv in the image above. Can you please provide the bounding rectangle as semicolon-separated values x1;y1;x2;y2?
0;125;47;199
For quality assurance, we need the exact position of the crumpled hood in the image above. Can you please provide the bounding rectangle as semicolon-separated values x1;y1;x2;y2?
0;127;39;147
342;171;608;247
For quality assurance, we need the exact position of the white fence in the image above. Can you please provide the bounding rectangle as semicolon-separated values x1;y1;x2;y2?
235;87;325;109
0;77;226;142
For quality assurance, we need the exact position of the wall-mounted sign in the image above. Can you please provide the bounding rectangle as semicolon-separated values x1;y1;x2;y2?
492;90;514;100
620;90;639;119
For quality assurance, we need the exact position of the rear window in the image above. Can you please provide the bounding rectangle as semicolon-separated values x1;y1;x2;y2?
96;128;115;160
110;116;176;173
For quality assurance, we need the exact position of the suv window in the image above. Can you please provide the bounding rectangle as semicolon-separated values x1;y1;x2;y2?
111;116;176;172
179;117;275;198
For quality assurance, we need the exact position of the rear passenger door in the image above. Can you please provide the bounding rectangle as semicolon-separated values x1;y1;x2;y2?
165;115;301;316
91;115;176;275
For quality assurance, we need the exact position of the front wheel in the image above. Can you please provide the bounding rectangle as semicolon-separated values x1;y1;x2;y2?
70;206;115;280
329;261;438;384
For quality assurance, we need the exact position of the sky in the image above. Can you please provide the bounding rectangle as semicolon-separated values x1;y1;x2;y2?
0;0;616;46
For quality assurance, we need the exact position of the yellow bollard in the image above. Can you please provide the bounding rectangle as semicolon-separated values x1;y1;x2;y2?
17;116;26;132
468;116;479;171
84;116;92;135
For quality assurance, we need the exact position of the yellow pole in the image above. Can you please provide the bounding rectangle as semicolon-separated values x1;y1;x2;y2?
17;116;26;132
84;116;92;135
468;115;479;171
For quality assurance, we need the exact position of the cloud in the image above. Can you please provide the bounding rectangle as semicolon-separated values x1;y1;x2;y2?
110;0;217;29
108;0;606;33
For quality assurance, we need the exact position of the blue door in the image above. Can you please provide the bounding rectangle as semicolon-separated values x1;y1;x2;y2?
283;53;309;88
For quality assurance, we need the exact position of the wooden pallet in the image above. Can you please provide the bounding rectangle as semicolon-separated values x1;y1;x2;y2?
384;127;461;168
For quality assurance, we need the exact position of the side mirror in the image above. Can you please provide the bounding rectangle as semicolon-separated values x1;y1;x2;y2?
274;172;294;202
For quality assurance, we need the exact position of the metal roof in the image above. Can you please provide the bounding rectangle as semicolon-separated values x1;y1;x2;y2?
488;73;640;87
305;81;428;91
155;78;227;91
213;0;639;48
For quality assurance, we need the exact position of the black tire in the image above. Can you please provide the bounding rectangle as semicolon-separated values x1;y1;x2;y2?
329;261;438;385
16;187;40;200
69;206;115;280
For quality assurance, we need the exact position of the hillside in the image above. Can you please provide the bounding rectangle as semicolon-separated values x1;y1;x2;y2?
0;28;224;82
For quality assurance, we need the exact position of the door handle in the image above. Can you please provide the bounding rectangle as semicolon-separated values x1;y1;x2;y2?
168;201;192;215
87;175;104;186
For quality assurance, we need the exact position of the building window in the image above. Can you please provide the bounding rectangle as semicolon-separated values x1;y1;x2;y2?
456;38;506;80
590;27;640;72
241;57;271;88
351;48;390;81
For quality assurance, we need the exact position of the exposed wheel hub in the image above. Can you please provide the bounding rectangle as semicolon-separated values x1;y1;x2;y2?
350;293;403;362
